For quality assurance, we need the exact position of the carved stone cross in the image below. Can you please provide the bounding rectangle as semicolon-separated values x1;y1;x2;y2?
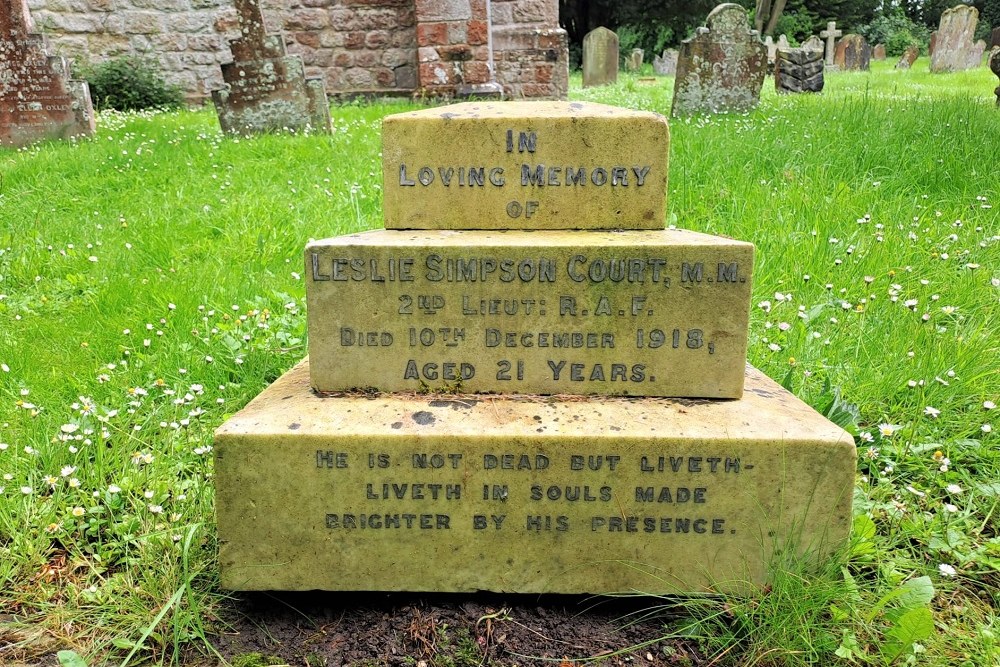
820;21;842;66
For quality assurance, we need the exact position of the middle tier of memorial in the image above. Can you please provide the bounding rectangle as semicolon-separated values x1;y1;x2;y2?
306;228;754;398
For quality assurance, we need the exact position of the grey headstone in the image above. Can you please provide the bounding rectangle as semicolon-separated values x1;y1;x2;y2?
873;43;886;60
966;39;986;69
211;0;331;136
930;5;979;73
625;48;644;72
582;26;619;88
671;4;767;116
1;0;95;147
653;49;679;76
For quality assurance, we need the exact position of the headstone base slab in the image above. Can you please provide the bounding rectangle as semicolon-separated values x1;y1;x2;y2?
215;359;855;594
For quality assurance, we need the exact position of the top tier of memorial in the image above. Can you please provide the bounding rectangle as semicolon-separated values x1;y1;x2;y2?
381;101;669;231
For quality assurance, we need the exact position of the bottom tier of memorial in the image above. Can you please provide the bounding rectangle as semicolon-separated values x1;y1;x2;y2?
214;359;855;594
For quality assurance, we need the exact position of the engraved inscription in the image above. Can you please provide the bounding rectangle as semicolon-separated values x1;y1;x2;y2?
317;449;746;539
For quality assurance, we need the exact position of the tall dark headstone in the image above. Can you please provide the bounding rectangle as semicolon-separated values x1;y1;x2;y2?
991;47;1000;107
0;0;95;147
671;4;767;116
834;34;871;71
582;27;619;88
211;0;330;136
992;27;1000;50
930;5;979;73
775;37;824;94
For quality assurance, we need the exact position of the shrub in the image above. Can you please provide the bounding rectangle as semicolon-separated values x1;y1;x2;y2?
859;9;930;57
79;56;184;111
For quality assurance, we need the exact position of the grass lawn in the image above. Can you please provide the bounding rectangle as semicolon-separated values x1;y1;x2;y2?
1;58;999;665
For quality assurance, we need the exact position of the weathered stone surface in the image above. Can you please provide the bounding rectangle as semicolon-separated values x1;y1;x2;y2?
382;101;669;231
625;47;643;72
819;20;842;66
834;34;870;71
211;0;331;135
306;229;753;398
775;42;824;94
582;26;617;87
671;4;767;116
1;0;95;147
966;39;986;69
764;34;788;65
872;43;886;60
215;359;855;593
652;48;678;76
929;30;938;56
992;27;1000;50
25;0;564;101
895;45;919;69
991;47;1000;107
930;5;979;73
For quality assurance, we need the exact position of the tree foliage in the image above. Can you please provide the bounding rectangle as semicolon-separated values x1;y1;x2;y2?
559;0;995;68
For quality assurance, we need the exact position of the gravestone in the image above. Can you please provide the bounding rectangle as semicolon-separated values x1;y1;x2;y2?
625;48;644;72
895;45;919;69
653;49;679;75
802;35;824;52
764;35;789;65
0;0;95;148
966;39;986;69
873;43;886;61
215;100;856;594
671;4;767;116
582;27;618;88
820;21;842;66
930;5;979;73
991;47;1000;106
211;0;330;136
775;40;824;93
992;27;1000;50
834;34;871;71
929;31;938;56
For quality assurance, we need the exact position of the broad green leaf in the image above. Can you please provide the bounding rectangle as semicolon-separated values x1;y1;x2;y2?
896;576;935;610
883;607;934;662
57;651;89;667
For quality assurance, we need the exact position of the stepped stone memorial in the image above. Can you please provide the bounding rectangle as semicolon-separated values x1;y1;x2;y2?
653;49;679;76
211;0;330;136
775;40;824;94
820;21;842;66
0;0;95;148
834;34;871;71
582;27;618;88
930;5;979;73
214;100;856;594
671;4;767;117
896;45;919;69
